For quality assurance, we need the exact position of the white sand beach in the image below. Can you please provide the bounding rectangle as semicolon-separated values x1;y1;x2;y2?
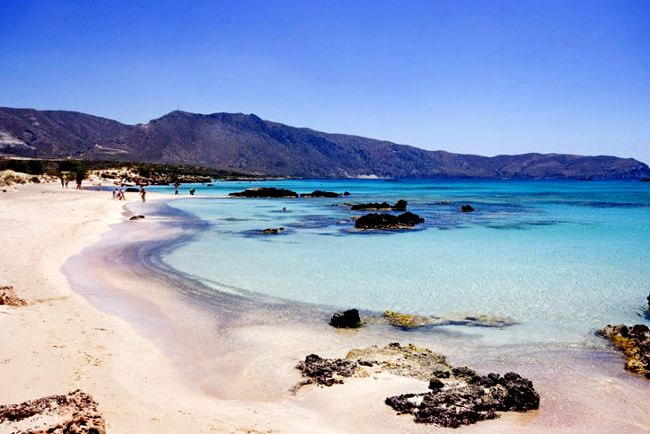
2;182;650;434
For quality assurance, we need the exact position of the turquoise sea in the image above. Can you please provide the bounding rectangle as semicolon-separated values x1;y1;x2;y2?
65;178;650;431
147;179;650;348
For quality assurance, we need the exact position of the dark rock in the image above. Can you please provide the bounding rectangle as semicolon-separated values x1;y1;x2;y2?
0;389;106;433
295;354;358;386
385;370;539;427
355;212;424;230
330;309;362;328
350;200;407;211
125;187;140;192
0;286;27;307
343;191;351;196
294;342;539;428
461;204;475;212
599;324;650;378
300;190;342;198
129;215;145;220
262;227;285;234
229;187;299;198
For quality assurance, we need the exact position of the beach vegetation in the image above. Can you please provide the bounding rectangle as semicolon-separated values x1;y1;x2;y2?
0;159;44;175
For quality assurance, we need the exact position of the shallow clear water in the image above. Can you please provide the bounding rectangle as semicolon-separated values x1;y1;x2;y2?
151;179;650;347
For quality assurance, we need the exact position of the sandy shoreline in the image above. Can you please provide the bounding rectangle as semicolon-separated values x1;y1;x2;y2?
3;183;650;433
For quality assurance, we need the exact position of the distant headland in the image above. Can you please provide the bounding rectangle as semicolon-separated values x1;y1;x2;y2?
1;107;648;179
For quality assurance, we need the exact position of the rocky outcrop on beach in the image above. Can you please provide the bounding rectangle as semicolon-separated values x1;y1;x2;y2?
350;200;407;211
300;190;342;198
355;212;424;230
599;324;650;378
0;286;27;306
295;343;539;428
386;372;540;427
330;309;362;328
228;187;298;198
0;389;106;434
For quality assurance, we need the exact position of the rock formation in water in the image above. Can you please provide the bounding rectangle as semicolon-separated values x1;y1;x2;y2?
383;310;436;328
295;343;539;428
228;187;299;198
354;212;424;230
300;190;342;198
350;200;407;211
262;227;285;234
0;389;106;434
330;309;362;328
599;324;650;378
461;204;475;212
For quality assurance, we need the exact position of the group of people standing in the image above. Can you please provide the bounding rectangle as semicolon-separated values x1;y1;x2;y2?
112;184;147;202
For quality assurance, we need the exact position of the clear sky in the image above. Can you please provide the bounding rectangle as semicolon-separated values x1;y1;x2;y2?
1;0;649;164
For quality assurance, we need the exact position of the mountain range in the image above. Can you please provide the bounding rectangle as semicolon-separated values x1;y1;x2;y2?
1;107;648;179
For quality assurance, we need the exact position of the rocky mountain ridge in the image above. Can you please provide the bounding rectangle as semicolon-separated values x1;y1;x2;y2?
1;107;648;179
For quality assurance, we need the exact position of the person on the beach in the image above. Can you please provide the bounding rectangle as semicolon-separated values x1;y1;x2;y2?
174;181;180;195
61;177;65;188
119;184;125;200
65;179;70;188
75;179;81;189
189;188;195;196
140;185;146;203
112;187;118;199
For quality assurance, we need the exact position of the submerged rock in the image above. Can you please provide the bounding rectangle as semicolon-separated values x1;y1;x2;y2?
228;187;299;198
350;200;407;211
0;286;27;307
0;389;106;434
355;212;424;230
383;310;436;328
598;324;650;378
330;309;362;328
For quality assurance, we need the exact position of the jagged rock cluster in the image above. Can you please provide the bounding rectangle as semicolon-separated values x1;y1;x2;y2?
350;200;407;211
599;324;650;378
354;212;424;229
386;372;539;427
0;389;106;434
229;187;299;198
300;190;344;198
295;343;539;428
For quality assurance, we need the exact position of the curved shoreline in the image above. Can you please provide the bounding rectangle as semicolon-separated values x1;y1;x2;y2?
6;185;650;433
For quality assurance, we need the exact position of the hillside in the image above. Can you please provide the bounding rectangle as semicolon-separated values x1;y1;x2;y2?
1;107;648;179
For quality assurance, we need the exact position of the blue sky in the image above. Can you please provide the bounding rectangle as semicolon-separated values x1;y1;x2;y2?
1;0;649;164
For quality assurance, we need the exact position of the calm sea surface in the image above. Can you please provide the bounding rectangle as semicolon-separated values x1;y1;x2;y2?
148;179;650;347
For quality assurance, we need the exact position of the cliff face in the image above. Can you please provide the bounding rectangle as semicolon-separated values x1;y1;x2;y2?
1;107;648;179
